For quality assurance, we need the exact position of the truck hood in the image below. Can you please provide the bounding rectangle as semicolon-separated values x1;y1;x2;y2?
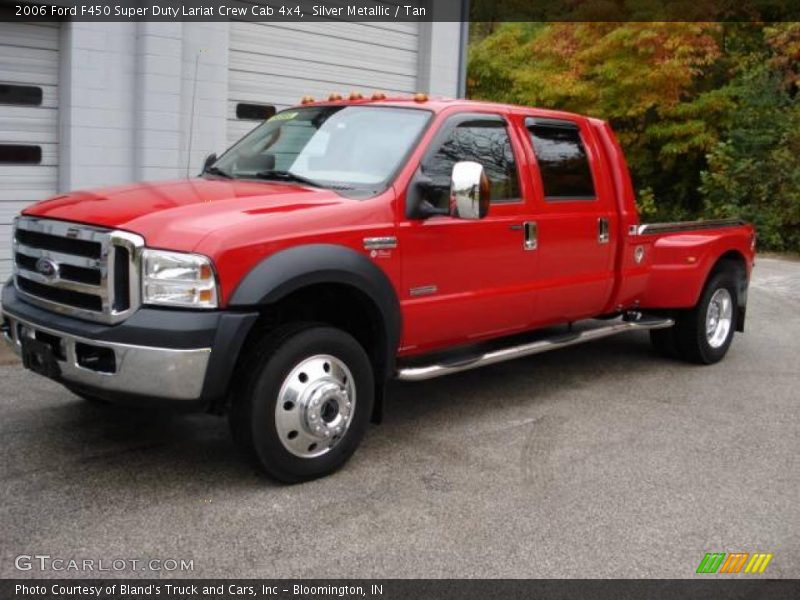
23;177;349;251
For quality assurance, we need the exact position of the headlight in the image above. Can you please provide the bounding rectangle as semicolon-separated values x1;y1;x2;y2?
141;249;218;309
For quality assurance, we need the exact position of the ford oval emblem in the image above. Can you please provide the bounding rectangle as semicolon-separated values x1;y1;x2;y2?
35;257;59;279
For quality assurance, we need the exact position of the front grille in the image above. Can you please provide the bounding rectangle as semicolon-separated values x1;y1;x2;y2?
17;276;103;312
12;217;144;324
15;228;102;258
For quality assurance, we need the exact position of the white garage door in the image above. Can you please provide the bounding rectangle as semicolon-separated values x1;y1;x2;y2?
0;22;60;281
228;19;420;146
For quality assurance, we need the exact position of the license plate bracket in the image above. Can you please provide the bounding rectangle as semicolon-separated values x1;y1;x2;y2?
21;337;62;380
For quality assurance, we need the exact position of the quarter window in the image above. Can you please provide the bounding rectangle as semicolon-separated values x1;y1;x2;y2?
527;120;595;200
422;118;521;208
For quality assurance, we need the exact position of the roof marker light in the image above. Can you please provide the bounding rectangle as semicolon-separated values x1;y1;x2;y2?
349;91;364;101
371;92;387;100
413;93;429;102
300;95;315;105
328;93;343;101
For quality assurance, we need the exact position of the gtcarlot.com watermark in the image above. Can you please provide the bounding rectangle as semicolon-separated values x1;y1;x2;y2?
15;554;194;572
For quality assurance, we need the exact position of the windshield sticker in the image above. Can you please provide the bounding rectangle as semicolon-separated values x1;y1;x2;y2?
268;112;299;122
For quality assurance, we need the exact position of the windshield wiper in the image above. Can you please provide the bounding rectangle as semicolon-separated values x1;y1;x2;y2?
204;166;233;179
253;170;323;188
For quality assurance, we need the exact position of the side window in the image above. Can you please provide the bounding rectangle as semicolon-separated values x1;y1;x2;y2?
422;117;521;208
527;120;595;201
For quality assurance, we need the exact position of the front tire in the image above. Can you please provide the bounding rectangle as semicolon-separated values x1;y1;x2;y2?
669;269;739;364
230;324;374;483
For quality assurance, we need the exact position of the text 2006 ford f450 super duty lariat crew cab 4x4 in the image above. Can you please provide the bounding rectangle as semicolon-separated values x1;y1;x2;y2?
1;96;755;481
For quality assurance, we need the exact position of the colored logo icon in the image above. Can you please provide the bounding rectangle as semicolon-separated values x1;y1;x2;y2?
696;552;773;574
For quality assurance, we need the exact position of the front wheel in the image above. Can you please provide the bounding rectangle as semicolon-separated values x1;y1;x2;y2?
230;324;374;483
667;269;739;364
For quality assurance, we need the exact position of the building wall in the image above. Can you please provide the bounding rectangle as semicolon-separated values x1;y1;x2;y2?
58;20;463;192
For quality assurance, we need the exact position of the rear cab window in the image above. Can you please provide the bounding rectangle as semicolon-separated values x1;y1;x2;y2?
524;117;596;202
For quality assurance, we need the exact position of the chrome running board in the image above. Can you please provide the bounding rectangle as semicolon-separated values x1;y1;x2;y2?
395;315;674;382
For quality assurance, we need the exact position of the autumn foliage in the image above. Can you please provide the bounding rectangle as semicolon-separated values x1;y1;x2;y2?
468;22;800;251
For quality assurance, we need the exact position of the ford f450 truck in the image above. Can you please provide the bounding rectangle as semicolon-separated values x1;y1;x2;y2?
1;97;755;482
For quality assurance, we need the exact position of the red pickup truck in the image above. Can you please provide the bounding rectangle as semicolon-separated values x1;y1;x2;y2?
1;96;755;481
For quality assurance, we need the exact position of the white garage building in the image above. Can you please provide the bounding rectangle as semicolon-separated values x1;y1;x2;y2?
0;17;466;279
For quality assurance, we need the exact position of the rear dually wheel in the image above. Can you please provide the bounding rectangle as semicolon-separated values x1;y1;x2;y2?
652;269;739;365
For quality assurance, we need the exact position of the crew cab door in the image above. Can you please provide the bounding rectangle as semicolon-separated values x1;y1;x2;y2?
397;112;537;354
521;116;617;325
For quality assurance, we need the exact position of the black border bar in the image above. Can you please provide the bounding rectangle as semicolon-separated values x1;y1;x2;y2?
3;579;800;600
3;0;800;22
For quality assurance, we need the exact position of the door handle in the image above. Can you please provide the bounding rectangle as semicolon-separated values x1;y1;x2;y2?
523;221;537;251
598;217;610;244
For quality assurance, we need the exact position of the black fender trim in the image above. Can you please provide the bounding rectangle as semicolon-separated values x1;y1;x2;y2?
229;244;402;387
202;311;260;411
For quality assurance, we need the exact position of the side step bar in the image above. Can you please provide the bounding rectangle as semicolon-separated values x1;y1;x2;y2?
395;315;674;382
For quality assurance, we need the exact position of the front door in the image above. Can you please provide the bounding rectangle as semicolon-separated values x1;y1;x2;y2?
397;112;538;355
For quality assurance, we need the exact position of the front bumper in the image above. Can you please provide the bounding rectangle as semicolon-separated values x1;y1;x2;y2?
2;283;257;408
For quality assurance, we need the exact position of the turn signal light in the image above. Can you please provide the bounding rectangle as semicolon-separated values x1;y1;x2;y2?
300;95;315;104
328;93;343;101
414;93;429;102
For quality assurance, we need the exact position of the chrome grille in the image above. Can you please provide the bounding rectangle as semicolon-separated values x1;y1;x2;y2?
12;217;144;324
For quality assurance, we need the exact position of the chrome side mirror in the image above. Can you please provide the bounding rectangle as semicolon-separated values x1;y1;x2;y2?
449;161;490;220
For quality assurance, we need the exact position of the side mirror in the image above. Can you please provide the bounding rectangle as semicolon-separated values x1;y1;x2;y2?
449;161;490;220
201;153;217;174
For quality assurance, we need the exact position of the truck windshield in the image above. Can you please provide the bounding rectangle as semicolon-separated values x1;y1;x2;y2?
210;105;431;195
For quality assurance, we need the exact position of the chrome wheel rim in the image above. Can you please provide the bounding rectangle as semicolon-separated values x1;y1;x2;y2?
706;288;733;349
275;354;356;458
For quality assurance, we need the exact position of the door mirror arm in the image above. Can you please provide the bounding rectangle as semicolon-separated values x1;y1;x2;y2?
407;171;449;219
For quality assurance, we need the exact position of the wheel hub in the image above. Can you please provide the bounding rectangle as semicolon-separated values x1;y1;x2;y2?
705;288;733;349
302;381;350;438
275;355;356;458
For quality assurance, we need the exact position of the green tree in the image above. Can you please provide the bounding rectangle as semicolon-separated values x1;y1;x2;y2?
701;65;800;251
468;21;800;250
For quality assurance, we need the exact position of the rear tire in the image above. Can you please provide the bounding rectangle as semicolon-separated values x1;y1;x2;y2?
229;323;374;483
670;269;739;364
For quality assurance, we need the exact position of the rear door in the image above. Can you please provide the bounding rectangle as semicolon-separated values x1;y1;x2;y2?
520;116;617;325
398;112;537;354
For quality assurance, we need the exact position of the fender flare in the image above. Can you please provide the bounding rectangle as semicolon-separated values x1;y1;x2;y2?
228;243;402;379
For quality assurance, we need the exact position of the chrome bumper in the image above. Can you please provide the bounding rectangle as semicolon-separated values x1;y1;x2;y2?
2;309;211;401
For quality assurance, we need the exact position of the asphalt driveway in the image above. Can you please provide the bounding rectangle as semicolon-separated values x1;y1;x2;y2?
1;257;797;578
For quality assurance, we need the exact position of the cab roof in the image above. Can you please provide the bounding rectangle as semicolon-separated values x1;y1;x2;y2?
290;94;596;124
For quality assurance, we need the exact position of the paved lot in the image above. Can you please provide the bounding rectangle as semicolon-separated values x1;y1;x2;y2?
0;257;798;579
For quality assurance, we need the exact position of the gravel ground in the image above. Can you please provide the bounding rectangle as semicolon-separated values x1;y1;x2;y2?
0;257;797;578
